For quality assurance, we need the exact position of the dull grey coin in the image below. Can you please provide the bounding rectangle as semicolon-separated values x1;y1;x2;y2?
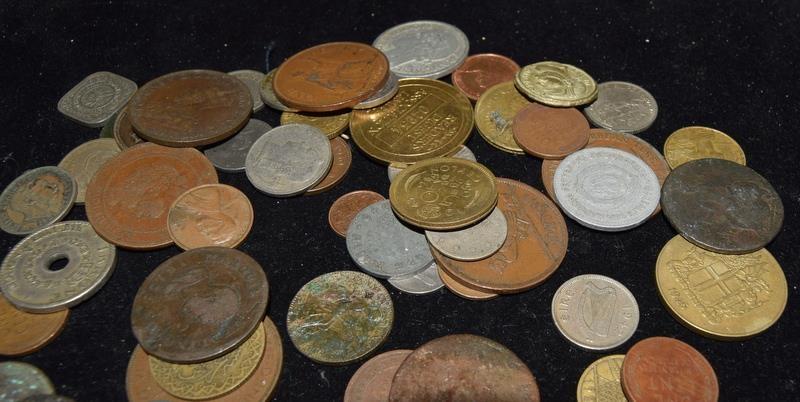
373;20;469;79
259;68;298;112
0;362;55;402
98;111;118;138
583;81;658;134
0;221;116;313
353;71;400;109
57;138;121;204
388;261;444;295
229;69;266;112
346;200;433;278
0;166;77;236
387;145;476;182
425;207;507;261
204;118;272;172
57;71;137;127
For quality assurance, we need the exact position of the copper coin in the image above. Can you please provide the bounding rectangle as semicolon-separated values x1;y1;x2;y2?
512;103;590;159
130;247;268;363
128;70;252;147
328;190;385;237
112;107;145;150
452;53;521;101
621;337;719;402
273;42;389;112
306;137;352;195
85;143;218;250
167;184;254;250
0;295;68;356
388;334;540;402
436;264;498;301
344;349;412;402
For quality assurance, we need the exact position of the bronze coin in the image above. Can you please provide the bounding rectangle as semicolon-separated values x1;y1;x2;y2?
452;53;521;101
621;337;718;402
128;70;252;147
273;42;389;112
388;334;540;402
0;295;69;356
306;137;352;195
85;143;218;250
512;103;589;159
328;190;385;237
112;107;146;150
167;184;254;250
130;247;268;363
344;349;412;402
436;264;498;301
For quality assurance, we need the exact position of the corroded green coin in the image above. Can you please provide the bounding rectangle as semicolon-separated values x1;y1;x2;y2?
287;271;393;365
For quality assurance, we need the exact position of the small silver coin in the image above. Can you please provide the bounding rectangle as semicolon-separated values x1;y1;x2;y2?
229;69;266;112
425;207;508;261
57;138;121;204
387;146;476;182
353;71;399;109
0;166;77;236
0;221;116;313
204;118;272;172
373;20;469;79
551;274;639;351
554;147;660;232
583;81;658;134
259;68;298;112
57;71;137;127
245;123;332;197
388;260;444;295
0;362;55;402
346;200;433;278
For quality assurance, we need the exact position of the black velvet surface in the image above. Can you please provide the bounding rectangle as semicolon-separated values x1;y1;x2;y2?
1;1;798;401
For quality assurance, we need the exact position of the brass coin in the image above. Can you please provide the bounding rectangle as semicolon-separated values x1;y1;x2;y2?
0;295;68;356
474;81;529;154
512;103;590;159
58;138;121;204
112;107;145;150
280;110;350;140
663;126;746;169
576;355;626;402
167;184;254;250
437;264;498;301
306;137;352;195
515;61;598;107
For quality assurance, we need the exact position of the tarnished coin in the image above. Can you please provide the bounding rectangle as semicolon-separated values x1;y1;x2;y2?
131;247;268;363
426;207;507;261
58;138;121;204
515;61;598;107
388;334;540;401
663;126;746;169
0;295;68;356
387;145;476;182
112;107;145;150
373;20;469;79
437;264;498;301
0;221;115;313
583;81;658;134
577;355;626;402
287;271;393;365
328;190;385;237
57;71;137;127
306;137;352;195
474;81;529;154
387;261;444;295
0;166;77;236
228;69;265;112
661;158;783;254
552;274;639;351
353;71;399;109
512;103;590;159
344;349;413;402
98;111;118;138
258;68;298;112
167;184;253;250
203;118;272;173
452;53;521;101
0;362;55;401
280;110;350;139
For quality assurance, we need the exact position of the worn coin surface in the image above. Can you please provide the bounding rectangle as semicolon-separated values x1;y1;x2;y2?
0;221;115;313
280;110;350;139
287;271;393;365
515;61;598;106
474;81;529;154
131;247;268;363
426;207;507;261
328;190;385;237
577;354;626;402
552;274;639;351
0;362;55;401
258;68;298;112
112;107;145;149
0;166;77;236
583;81;658;134
663;126;746;169
306;137;352;195
58;138;120;204
661;158;783;254
344;349;413;402
512;103;590;159
228;69;265;112
167;184;253;250
57;71;137;127
0;295;69;356
437;264;498;301
373;20;469;79
387;261;444;295
353;71;400;109
203;118;272;173
452;53;521;101
387;145;476;182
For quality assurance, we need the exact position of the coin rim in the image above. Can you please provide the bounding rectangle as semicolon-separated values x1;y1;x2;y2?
0;166;77;236
663;125;747;169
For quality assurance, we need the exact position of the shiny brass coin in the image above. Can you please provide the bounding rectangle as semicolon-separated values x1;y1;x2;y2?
515;61;598;107
577;355;626;402
280;110;350;140
663;126;746;169
474;81;529;154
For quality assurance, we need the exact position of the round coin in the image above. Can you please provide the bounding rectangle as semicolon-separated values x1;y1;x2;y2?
515;61;598;106
373;20;469;79
58;138;121;204
258;68;298;112
328;190;385;237
203;118;272;172
387;261;444;295
228;69;265;112
663;126;746;169
426;207;507;261
167;184;253;250
353;71;399;109
512;103;590;159
0;295;69;356
452;53;521;101
387;145;476;182
0;166;77;236
306;137;352;195
113;107;145;150
583;81;658;134
474;81;530;154
437;264;498;301
344;349;413;402
280;110;350;140
577;355;626;402
0;362;55;401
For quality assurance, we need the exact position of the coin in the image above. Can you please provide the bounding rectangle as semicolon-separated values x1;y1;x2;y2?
167;184;253;250
287;271;393;365
621;337;718;402
228;69;265;112
452;53;521;101
0;362;55;401
387;261;444;295
350;78;473;164
583;81;658;134
203;118;272;173
577;355;626;402
344;349;413;402
57;138;121;204
663;126;746;169
0;221;115;313
273;42;389;112
85;143;218;250
112;106;145;149
328;190;385;237
474;81;529;154
373;20;469;79
0;166;77;236
98;111;118;138
387;145;476;182
128;70;252;147
388;334;540;401
57;71;137;127
352;71;399;109
131;247;268;363
661;158;783;254
437;264;498;301
306;137;352;195
515;61;598;106
258;68;298;112
0;295;68;356
280;110;350;139
512;103;590;159
426;207;507;261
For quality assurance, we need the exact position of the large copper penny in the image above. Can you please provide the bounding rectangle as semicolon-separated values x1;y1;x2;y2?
0;295;68;356
167;184;253;250
130;247;268;363
128;70;252;147
512;103;589;159
437;264;498;301
388;334;540;401
306;137;352;195
328;190;385;237
344;349;412;402
621;337;718;402
85;143;218;250
273;42;389;112
452;53;521;101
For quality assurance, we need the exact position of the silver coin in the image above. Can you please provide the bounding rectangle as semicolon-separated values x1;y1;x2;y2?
388;260;444;295
553;147;660;231
57;71;137;127
0;221;116;313
551;274;639;351
425;207;507;261
259;68;298;112
583;81;658;134
0;362;55;402
353;71;399;109
204;118;272;172
346;200;433;278
229;69;266;112
0;166;77;236
57;138;121;204
245;123;332;197
373;20;469;79
387;145;476;182
98;111;118;138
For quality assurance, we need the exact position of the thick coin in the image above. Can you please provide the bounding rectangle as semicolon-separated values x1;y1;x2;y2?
353;71;400;109
515;61;598;107
112;106;145;149
128;70;252;147
373;20;469;79
0;221;115;313
57;71;137;127
131;247;268;363
452;53;521;101
306;137;352;195
280;110;350;140
287;271;393;365
512;103;590;159
98;111;118;138
167;184;253;250
228;69;265;112
58;138;121;204
426;207;507;261
258;68;298;112
0;295;68;356
474;81;529;154
85;143;218;250
328;190;385;237
437;264;498;301
0;166;77;236
0;362;55;401
344;349;413;402
387;145;476;182
583;81;658;134
663;126;746;169
203;118;272;173
387;261;444;295
661;158;783;254
552;274;639;350
577;354;626;402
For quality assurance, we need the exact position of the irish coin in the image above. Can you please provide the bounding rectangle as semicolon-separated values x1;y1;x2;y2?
387;145;476;182
258;68;298;112
664;126;746;169
515;61;598;106
98;111;117;138
344;349;413;402
373;20;469;79
437;264;498;301
0;166;77;236
57;138;121;204
287;271;393;364
452;53;521;101
0;295;68;356
280;110;350;139
128;70;252;147
0;362;55;401
131;247;268;363
474;81;529;154
661;158;783;254
583;81;658;134
203;118;272;173
512;103;590;159
0;221;115;313
353;71;399;109
387;261;444;295
57;71;137;127
577;355;626;402
228;69;265;112
551;274;639;350
426;207;507;261
306;137;352;195
112;107;145;149
167;184;253;250
328;190;385;237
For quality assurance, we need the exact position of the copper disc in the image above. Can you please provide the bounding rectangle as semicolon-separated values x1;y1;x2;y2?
0;295;68;356
306;137;352;195
452;53;521;101
167;184;254;250
437;264;498;301
512;103;589;159
344;349;412;402
327;190;385;237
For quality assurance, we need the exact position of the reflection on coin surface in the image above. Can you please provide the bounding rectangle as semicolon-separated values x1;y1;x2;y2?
328;190;385;237
167;184;253;250
512;103;590;159
58;138;121;204
228;69;265;112
344;349;413;402
387;261;444;295
474;81;529;154
436;264;498;301
0;166;77;236
577;355;626;402
387;145;476;182
353;71;399;109
663;126;746;169
426;207;507;261
452;53;521;101
57;71;137;127
0;295;69;356
584;81;658;134
280;110;350;139
259;68;298;112
306;137;352;195
373;20;469;79
112;107;145;149
0;362;55;401
516;61;598;107
203;118;272;172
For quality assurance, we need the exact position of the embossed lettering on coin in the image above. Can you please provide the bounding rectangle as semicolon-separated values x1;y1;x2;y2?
0;166;77;236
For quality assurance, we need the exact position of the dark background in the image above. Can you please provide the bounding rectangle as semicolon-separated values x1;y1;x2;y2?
1;1;798;401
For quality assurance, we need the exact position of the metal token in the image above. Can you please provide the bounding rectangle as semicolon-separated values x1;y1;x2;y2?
228;69;265;112
515;61;598;107
259;68;298;112
57;138;121;204
387;145;476;182
373;20;469;79
167;184;253;250
112;107;145;150
57;71;137;127
576;355;626;402
280;110;350;140
0;295;68;356
352;71;399;109
474;81;529;154
0;166;77;236
387;261;444;295
663;125;746;169
583;81;658;134
0;362;55;401
426;207;507;261
306;137;352;195
203;118;272;173
98;111;118;138
452;53;521;101
512;103;590;159
436;264;498;301
344;349;413;402
328;190;386;237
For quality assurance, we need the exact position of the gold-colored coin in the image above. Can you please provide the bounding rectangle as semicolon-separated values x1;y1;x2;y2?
474;81;528;154
280;110;350;139
350;78;473;165
148;322;265;400
515;61;598;107
577;355;626;402
663;126;746;169
390;158;497;230
655;235;787;340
